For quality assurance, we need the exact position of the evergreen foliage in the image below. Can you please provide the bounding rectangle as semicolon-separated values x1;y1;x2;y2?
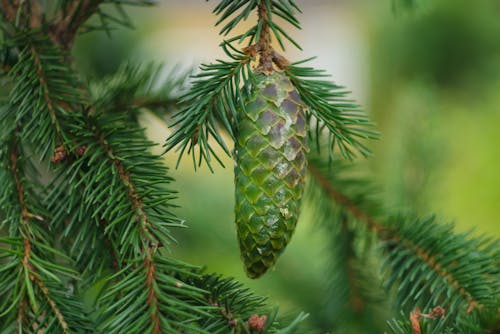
0;1;498;334
307;154;500;333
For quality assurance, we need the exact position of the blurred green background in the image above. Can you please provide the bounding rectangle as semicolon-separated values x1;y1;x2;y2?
73;0;500;331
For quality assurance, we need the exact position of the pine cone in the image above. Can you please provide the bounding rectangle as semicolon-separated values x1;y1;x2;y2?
234;71;308;278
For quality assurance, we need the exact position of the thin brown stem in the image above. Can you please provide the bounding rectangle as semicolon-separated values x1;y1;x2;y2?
256;1;274;73
145;248;161;334
36;280;69;333
30;45;60;131
98;134;154;241
17;299;27;331
308;164;385;235
50;0;104;49
243;1;290;72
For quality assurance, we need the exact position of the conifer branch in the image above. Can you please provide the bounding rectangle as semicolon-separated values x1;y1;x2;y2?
83;63;310;331
95;123;168;331
8;139;43;328
310;162;479;308
3;1;496;332
6;34;249;332
8;34;86;161
98;133;156;245
0;133;91;332
30;44;64;143
185;274;307;333
308;158;499;328
4;32;192;332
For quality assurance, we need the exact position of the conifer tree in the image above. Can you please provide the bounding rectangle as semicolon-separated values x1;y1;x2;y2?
0;1;498;333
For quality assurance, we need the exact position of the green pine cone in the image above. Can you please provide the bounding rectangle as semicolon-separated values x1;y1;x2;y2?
234;71;308;278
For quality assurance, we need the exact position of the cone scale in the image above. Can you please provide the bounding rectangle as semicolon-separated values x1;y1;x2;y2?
234;71;308;278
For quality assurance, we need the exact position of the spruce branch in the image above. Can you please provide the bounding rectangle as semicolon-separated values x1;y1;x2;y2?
6;31;180;259
0;132;92;332
308;156;500;330
97;255;209;333
66;110;195;332
165;0;303;169
7;32;87;161
174;273;307;333
1;28;306;330
85;61;309;332
4;31;208;332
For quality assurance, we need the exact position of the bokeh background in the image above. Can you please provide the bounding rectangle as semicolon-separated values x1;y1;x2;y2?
73;0;500;331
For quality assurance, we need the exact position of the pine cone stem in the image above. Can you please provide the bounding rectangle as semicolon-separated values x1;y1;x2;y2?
257;1;274;73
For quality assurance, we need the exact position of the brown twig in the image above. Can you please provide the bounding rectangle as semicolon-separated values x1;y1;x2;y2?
4;5;163;330
243;1;290;73
30;44;65;145
145;249;161;334
50;0;104;49
256;2;274;73
308;164;386;235
36;280;69;333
